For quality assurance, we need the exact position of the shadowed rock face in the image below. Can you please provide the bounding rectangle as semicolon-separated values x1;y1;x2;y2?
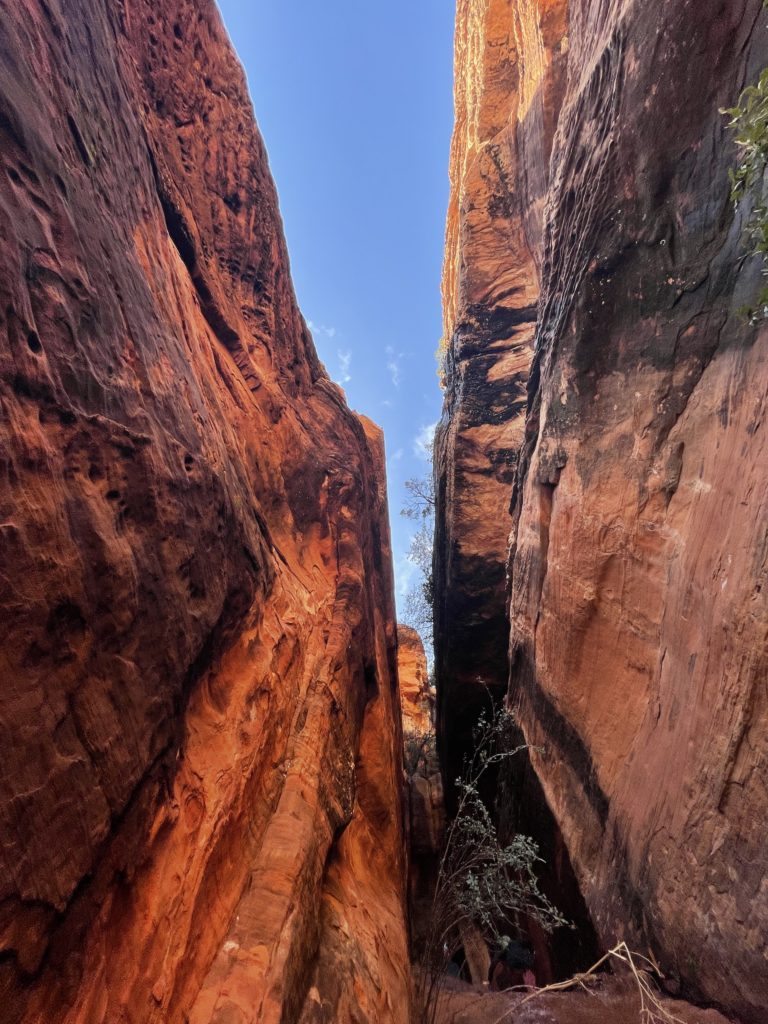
436;1;768;1021
0;3;409;1022
398;626;443;959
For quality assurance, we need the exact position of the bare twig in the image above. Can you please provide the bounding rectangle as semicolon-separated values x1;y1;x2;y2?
486;942;687;1024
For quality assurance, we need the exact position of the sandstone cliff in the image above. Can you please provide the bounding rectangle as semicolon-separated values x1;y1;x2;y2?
0;3;409;1022
398;626;443;960
434;0;569;786
435;1;768;1021
398;625;434;737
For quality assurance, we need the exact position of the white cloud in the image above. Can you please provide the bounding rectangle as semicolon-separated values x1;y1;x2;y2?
385;345;402;388
337;349;352;384
386;447;403;480
395;547;417;600
413;422;437;461
308;320;337;339
381;398;394;408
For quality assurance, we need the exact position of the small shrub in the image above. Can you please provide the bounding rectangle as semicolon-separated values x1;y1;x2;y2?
414;702;568;1024
724;35;768;321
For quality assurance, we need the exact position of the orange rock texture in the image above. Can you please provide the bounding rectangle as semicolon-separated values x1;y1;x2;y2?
398;627;444;960
398;625;434;736
434;0;569;782
0;3;409;1022
435;1;768;1022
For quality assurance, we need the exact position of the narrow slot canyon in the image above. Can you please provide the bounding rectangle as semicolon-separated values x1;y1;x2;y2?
0;1;766;1023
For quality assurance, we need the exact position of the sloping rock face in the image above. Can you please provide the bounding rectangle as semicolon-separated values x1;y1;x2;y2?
434;0;569;787
436;1;768;1021
0;3;409;1022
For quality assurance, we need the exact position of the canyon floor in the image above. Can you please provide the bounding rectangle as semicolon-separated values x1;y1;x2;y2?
432;977;735;1024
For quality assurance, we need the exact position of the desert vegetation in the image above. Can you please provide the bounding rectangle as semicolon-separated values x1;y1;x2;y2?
725;11;768;321
400;463;436;648
413;702;566;1024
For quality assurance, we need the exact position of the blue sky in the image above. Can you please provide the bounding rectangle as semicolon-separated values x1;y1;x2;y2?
216;1;454;618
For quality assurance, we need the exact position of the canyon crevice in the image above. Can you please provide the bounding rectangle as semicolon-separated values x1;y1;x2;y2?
435;1;768;1022
0;2;409;1021
1;0;766;1022
398;626;443;965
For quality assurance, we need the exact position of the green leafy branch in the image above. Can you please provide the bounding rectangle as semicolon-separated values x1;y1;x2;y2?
724;31;768;321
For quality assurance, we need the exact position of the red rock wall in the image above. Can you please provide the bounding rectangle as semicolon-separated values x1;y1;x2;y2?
436;1;768;1021
0;3;409;1022
398;625;434;736
398;626;444;960
434;0;568;786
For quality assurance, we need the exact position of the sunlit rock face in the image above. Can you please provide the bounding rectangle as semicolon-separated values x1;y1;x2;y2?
398;625;434;736
436;1;768;1021
434;0;569;790
0;3;410;1022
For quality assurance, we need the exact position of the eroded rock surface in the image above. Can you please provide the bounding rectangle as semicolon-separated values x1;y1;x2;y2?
435;1;768;1021
398;625;434;736
398;626;444;962
0;3;409;1021
434;0;569;787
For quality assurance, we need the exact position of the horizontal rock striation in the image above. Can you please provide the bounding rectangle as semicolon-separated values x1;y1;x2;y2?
437;1;768;1021
0;3;409;1022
